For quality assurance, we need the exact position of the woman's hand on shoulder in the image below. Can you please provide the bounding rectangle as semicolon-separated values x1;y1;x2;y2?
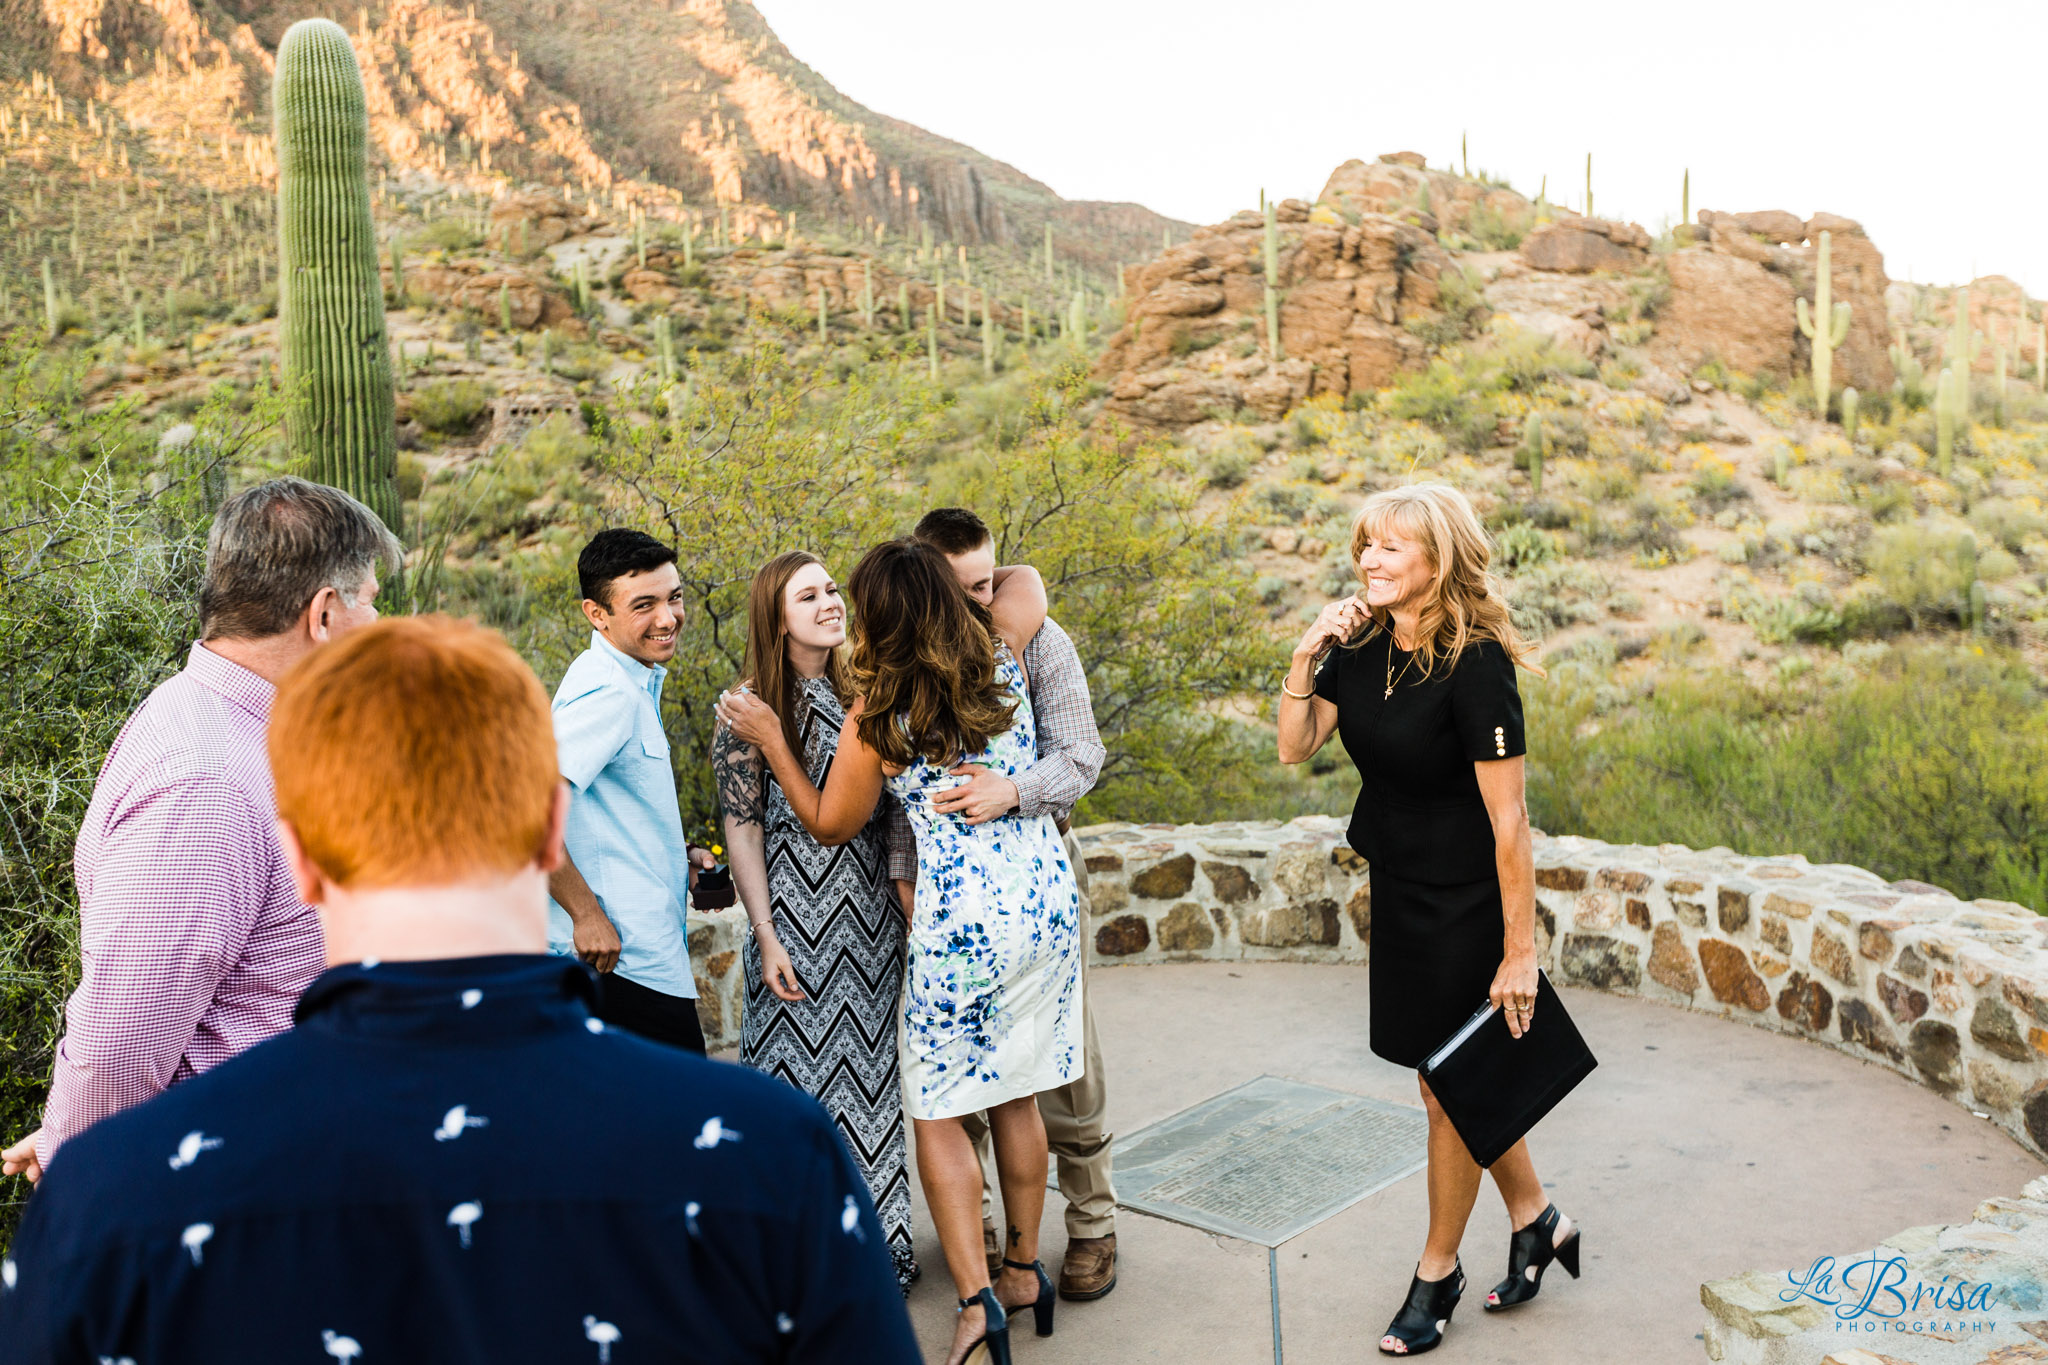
1294;594;1366;663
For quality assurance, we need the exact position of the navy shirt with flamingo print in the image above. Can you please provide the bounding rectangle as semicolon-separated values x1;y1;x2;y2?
0;955;921;1365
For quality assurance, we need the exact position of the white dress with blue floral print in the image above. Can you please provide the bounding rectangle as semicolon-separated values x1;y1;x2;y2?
886;648;1083;1121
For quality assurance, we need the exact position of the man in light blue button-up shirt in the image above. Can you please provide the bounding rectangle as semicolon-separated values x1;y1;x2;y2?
547;529;714;1052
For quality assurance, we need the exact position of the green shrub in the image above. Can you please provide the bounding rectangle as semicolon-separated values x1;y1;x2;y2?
1525;646;2048;910
1970;498;2048;554
1463;199;1530;251
1202;446;1253;488
408;218;483;254
1861;525;1977;628
1722;577;1843;645
410;379;495;436
1689;461;1748;509
1254;482;1342;522
1494;521;1560;572
1507;560;1608;633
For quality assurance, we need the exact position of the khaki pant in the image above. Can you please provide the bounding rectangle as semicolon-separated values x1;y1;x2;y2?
962;830;1116;1239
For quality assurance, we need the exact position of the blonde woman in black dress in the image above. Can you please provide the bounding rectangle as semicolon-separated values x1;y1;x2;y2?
1276;482;1581;1356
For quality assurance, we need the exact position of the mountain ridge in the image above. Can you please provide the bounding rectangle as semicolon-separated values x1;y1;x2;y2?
8;0;1186;270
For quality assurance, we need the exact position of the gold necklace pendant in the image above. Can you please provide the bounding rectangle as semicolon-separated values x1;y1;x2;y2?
1383;640;1414;700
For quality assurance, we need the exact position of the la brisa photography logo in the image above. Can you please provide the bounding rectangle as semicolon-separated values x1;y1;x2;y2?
1780;1251;2002;1338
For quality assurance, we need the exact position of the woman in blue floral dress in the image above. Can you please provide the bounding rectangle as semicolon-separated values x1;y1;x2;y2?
715;538;1080;1365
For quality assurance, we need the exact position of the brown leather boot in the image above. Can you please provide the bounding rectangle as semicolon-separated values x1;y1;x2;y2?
1059;1233;1118;1301
982;1217;1002;1278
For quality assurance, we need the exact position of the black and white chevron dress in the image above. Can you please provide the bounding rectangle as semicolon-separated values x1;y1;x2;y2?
738;676;916;1291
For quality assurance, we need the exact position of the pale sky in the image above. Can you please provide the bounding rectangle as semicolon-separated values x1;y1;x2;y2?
754;0;2048;296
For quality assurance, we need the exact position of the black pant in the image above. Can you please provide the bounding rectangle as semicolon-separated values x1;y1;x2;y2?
594;971;707;1054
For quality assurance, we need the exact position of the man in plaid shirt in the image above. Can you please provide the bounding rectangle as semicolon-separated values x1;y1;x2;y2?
1;478;400;1182
893;507;1120;1303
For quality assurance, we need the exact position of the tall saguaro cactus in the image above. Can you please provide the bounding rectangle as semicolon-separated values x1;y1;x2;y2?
1935;363;1962;477
1946;286;1981;413
1795;230;1851;415
1262;194;1283;362
275;18;401;536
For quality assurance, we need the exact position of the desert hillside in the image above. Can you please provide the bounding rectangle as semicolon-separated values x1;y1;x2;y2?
7;0;1183;268
1096;153;2047;681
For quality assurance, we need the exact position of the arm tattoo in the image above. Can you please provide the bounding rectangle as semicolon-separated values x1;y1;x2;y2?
712;723;767;827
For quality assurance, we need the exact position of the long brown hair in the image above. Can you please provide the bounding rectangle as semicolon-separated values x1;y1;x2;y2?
741;550;853;759
844;538;1018;767
1342;482;1545;680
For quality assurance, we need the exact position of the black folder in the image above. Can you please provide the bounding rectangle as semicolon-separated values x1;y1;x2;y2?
1415;968;1597;1168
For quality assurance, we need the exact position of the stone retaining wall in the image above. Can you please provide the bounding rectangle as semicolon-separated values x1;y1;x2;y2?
685;816;2048;1362
690;816;2048;1151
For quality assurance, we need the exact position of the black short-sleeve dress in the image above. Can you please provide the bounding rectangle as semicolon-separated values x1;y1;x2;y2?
1314;627;1527;1066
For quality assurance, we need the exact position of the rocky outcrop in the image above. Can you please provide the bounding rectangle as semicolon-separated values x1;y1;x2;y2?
1655;247;1797;377
1677;209;1894;390
1316;155;1533;243
1481;262;1632;358
1094;194;1455;431
398;260;567;329
1517;218;1650;274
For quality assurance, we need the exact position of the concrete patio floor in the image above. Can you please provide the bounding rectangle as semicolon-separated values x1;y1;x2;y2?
883;961;2046;1364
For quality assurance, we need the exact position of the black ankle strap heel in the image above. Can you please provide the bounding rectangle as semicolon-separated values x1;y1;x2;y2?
1484;1203;1582;1311
1378;1258;1463;1355
955;1286;1012;1365
1001;1257;1057;1337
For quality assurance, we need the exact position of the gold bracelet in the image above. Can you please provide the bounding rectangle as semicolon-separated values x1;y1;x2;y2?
1279;676;1314;700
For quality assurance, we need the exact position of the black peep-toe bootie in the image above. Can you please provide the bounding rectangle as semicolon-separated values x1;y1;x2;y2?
955;1286;1012;1365
1378;1258;1464;1355
1001;1257;1057;1337
1484;1202;1581;1310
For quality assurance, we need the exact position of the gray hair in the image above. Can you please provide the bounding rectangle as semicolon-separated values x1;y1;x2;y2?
200;477;404;640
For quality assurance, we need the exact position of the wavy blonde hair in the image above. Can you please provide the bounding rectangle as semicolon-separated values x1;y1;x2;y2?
1341;482;1545;681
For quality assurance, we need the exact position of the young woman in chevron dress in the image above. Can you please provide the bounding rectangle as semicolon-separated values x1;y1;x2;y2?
713;551;919;1292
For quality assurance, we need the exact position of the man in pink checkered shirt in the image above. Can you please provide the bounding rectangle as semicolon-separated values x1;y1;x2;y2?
1;478;400;1181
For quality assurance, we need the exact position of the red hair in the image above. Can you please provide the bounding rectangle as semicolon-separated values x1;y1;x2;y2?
269;616;559;888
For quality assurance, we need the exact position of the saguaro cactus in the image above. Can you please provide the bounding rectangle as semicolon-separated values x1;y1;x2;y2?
1946;287;1981;412
1934;362;1961;476
497;280;511;333
1840;386;1859;442
1889;331;1927;406
1263;195;1283;362
1994;338;2009;426
1520;411;1545;497
1584;153;1593;218
981;289;994;376
41;257;57;338
1795;230;1851;415
653;313;676;381
274;18;401;536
